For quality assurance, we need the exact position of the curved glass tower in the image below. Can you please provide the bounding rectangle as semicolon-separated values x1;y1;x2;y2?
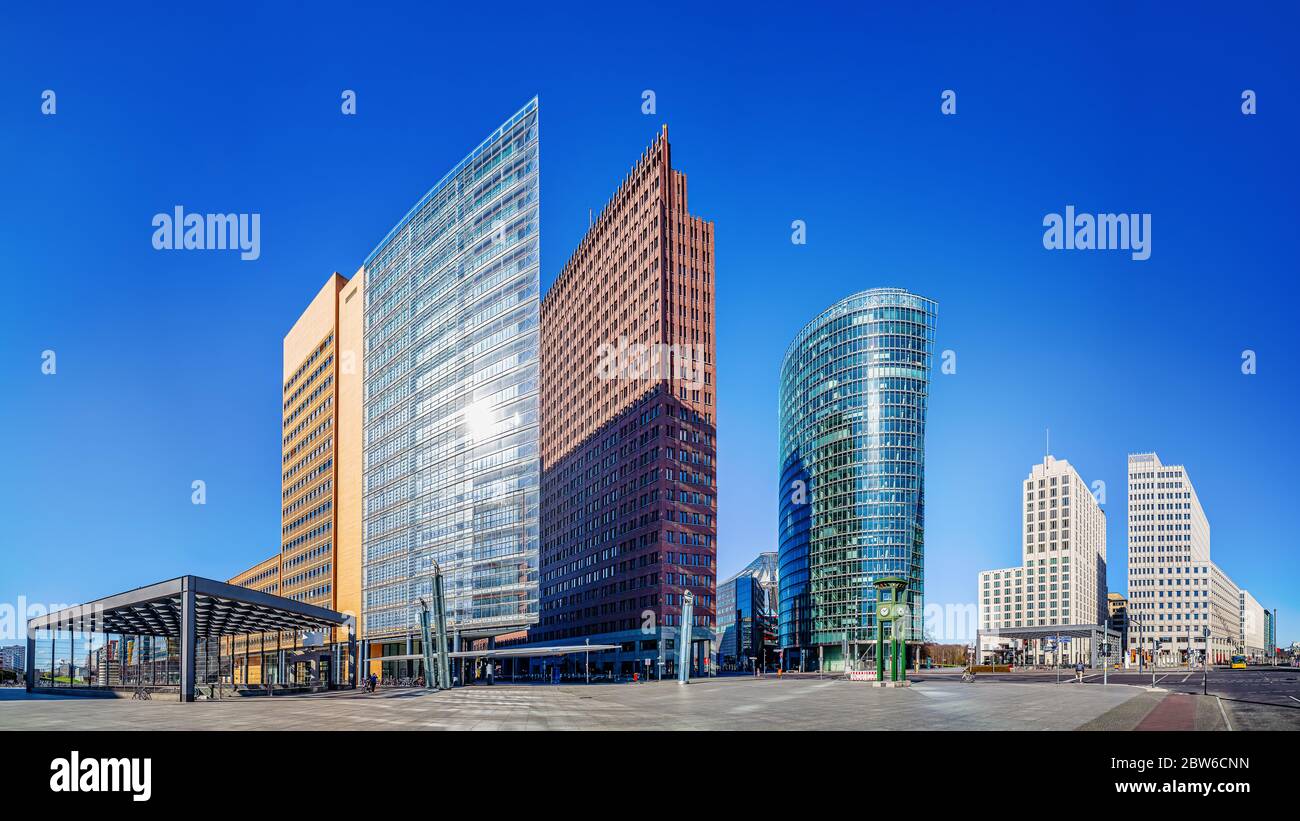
777;288;936;670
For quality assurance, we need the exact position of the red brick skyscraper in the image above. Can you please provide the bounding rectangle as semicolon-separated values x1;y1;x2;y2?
532;126;717;678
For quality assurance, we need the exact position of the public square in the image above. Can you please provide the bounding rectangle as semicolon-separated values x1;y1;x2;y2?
4;668;1298;731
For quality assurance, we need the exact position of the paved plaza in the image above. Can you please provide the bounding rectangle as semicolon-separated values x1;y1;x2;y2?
8;672;1297;731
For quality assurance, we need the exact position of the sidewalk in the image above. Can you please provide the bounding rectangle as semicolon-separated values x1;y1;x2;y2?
1078;690;1229;731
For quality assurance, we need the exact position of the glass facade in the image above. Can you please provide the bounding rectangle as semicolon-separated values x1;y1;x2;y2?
777;288;936;667
361;98;541;639
715;552;779;670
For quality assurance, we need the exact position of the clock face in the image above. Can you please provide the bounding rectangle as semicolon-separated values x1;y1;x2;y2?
879;605;891;618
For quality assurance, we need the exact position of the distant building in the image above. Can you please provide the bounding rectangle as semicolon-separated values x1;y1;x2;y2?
0;645;25;673
1107;593;1129;654
1239;589;1266;662
1264;610;1276;662
716;553;778;671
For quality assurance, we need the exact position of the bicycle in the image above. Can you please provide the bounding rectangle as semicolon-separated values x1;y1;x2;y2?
960;668;975;683
132;686;152;700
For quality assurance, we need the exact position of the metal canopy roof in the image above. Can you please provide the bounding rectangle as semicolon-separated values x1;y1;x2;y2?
981;624;1120;641
27;575;346;638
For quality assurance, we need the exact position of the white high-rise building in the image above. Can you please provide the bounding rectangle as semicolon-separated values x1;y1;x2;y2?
978;454;1108;664
1126;452;1238;665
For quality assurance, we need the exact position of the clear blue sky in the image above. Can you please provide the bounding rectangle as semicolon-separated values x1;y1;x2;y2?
2;3;1297;645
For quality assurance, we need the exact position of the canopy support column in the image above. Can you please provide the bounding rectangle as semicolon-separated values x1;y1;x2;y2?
180;577;197;703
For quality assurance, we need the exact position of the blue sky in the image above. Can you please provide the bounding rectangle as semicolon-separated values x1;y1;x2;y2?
2;3;1297;645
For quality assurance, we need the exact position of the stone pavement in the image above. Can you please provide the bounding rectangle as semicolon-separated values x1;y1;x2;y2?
1;675;1151;731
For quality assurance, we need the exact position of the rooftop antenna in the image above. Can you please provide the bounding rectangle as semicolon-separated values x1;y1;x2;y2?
1045;428;1050;459
588;207;593;229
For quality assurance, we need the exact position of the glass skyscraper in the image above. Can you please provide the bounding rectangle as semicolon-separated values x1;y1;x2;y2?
361;98;541;642
777;288;936;670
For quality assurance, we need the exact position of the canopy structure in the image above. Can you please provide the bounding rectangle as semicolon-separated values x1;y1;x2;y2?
978;623;1121;667
26;575;349;701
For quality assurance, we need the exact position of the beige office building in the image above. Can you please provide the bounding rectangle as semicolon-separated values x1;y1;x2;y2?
227;271;365;684
978;454;1109;664
1126;452;1241;665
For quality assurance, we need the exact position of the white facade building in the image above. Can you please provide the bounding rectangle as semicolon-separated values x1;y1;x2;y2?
0;645;25;673
978;455;1108;664
1239;589;1266;661
1125;452;1239;665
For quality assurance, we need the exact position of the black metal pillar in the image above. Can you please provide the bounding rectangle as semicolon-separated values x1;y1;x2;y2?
180;577;197;702
24;627;35;692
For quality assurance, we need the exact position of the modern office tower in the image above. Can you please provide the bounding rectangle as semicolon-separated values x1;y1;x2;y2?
715;552;779;671
1126;452;1238;664
226;269;366;684
1239;589;1266;661
360;99;541;662
1264;610;1276;661
976;455;1109;665
778;288;936;672
531;125;717;679
280;273;357;613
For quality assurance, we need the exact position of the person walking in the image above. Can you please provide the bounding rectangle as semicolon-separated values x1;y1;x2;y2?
1074;660;1085;684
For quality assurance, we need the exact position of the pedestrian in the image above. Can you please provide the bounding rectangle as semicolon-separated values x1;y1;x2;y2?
1074;660;1085;683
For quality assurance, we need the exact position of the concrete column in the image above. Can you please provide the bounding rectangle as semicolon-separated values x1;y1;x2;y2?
179;577;197;703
